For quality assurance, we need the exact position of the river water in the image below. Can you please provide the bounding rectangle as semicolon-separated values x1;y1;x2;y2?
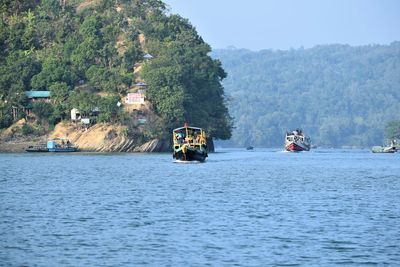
1;149;399;266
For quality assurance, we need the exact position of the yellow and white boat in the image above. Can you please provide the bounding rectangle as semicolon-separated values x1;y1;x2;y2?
172;124;208;162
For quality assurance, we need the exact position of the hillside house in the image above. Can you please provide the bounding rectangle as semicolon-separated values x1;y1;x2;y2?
12;91;51;119
71;108;81;122
71;107;99;123
125;92;145;104
25;91;51;103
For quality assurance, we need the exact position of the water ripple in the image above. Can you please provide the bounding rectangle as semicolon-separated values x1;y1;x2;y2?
0;150;399;266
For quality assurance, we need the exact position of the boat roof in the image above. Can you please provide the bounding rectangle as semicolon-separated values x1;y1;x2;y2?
25;91;51;98
173;126;203;132
286;132;305;135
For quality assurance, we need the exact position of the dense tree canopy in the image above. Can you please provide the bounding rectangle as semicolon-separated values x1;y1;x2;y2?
0;0;232;142
385;121;400;141
213;43;400;147
141;17;232;139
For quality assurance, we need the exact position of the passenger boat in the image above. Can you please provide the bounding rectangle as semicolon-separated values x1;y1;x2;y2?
26;138;78;152
285;129;311;152
371;140;397;153
47;138;78;152
172;124;208;162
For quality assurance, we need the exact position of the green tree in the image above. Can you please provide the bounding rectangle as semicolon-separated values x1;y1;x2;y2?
49;82;70;120
142;15;232;140
21;123;33;135
68;91;100;117
212;42;400;147
122;41;143;71
385;121;400;140
31;56;76;89
0;52;40;91
32;102;53;124
1;1;38;14
97;96;122;123
85;65;130;93
0;0;233;146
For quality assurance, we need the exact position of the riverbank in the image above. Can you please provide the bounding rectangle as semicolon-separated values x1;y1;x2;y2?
0;137;45;153
0;119;48;152
0;136;171;153
0;120;166;153
0;121;215;153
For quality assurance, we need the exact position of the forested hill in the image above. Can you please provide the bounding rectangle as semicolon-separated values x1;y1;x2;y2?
0;0;232;142
212;43;400;147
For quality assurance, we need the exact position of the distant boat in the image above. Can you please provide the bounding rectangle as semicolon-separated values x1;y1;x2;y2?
285;129;311;152
371;140;397;153
246;146;254;150
172;124;208;162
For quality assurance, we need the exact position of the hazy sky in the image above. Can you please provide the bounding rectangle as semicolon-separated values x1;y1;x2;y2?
163;0;400;50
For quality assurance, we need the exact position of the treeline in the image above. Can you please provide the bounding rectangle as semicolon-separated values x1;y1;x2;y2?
212;43;400;147
0;0;231;141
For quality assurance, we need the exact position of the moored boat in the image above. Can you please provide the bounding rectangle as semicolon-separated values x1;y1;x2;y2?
371;140;397;153
47;138;78;152
285;129;311;152
172;124;208;162
26;143;48;152
26;138;78;152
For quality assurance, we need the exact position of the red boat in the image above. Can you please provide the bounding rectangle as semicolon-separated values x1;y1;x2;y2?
285;129;311;152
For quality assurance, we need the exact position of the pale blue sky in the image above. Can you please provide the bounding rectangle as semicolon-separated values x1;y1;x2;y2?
163;0;400;50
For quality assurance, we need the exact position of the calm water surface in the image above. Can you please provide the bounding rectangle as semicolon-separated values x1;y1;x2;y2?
1;149;399;266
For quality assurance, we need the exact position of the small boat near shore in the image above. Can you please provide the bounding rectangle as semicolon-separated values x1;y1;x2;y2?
285;129;311;152
26;143;48;152
172;124;208;162
47;138;78;152
26;138;78;152
371;140;397;153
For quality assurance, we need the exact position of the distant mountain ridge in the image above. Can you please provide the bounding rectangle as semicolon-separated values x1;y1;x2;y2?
212;42;400;147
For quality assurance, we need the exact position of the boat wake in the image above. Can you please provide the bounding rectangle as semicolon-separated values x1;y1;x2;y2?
173;160;203;164
279;150;307;153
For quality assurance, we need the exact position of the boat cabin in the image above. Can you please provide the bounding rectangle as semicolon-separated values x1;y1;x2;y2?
173;126;206;147
47;138;77;152
286;134;304;142
286;129;310;142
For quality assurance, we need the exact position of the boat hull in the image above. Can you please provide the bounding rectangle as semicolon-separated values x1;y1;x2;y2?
26;148;49;152
172;125;208;162
371;146;396;153
48;147;78;152
285;129;311;152
173;147;207;162
285;141;310;152
26;139;78;152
